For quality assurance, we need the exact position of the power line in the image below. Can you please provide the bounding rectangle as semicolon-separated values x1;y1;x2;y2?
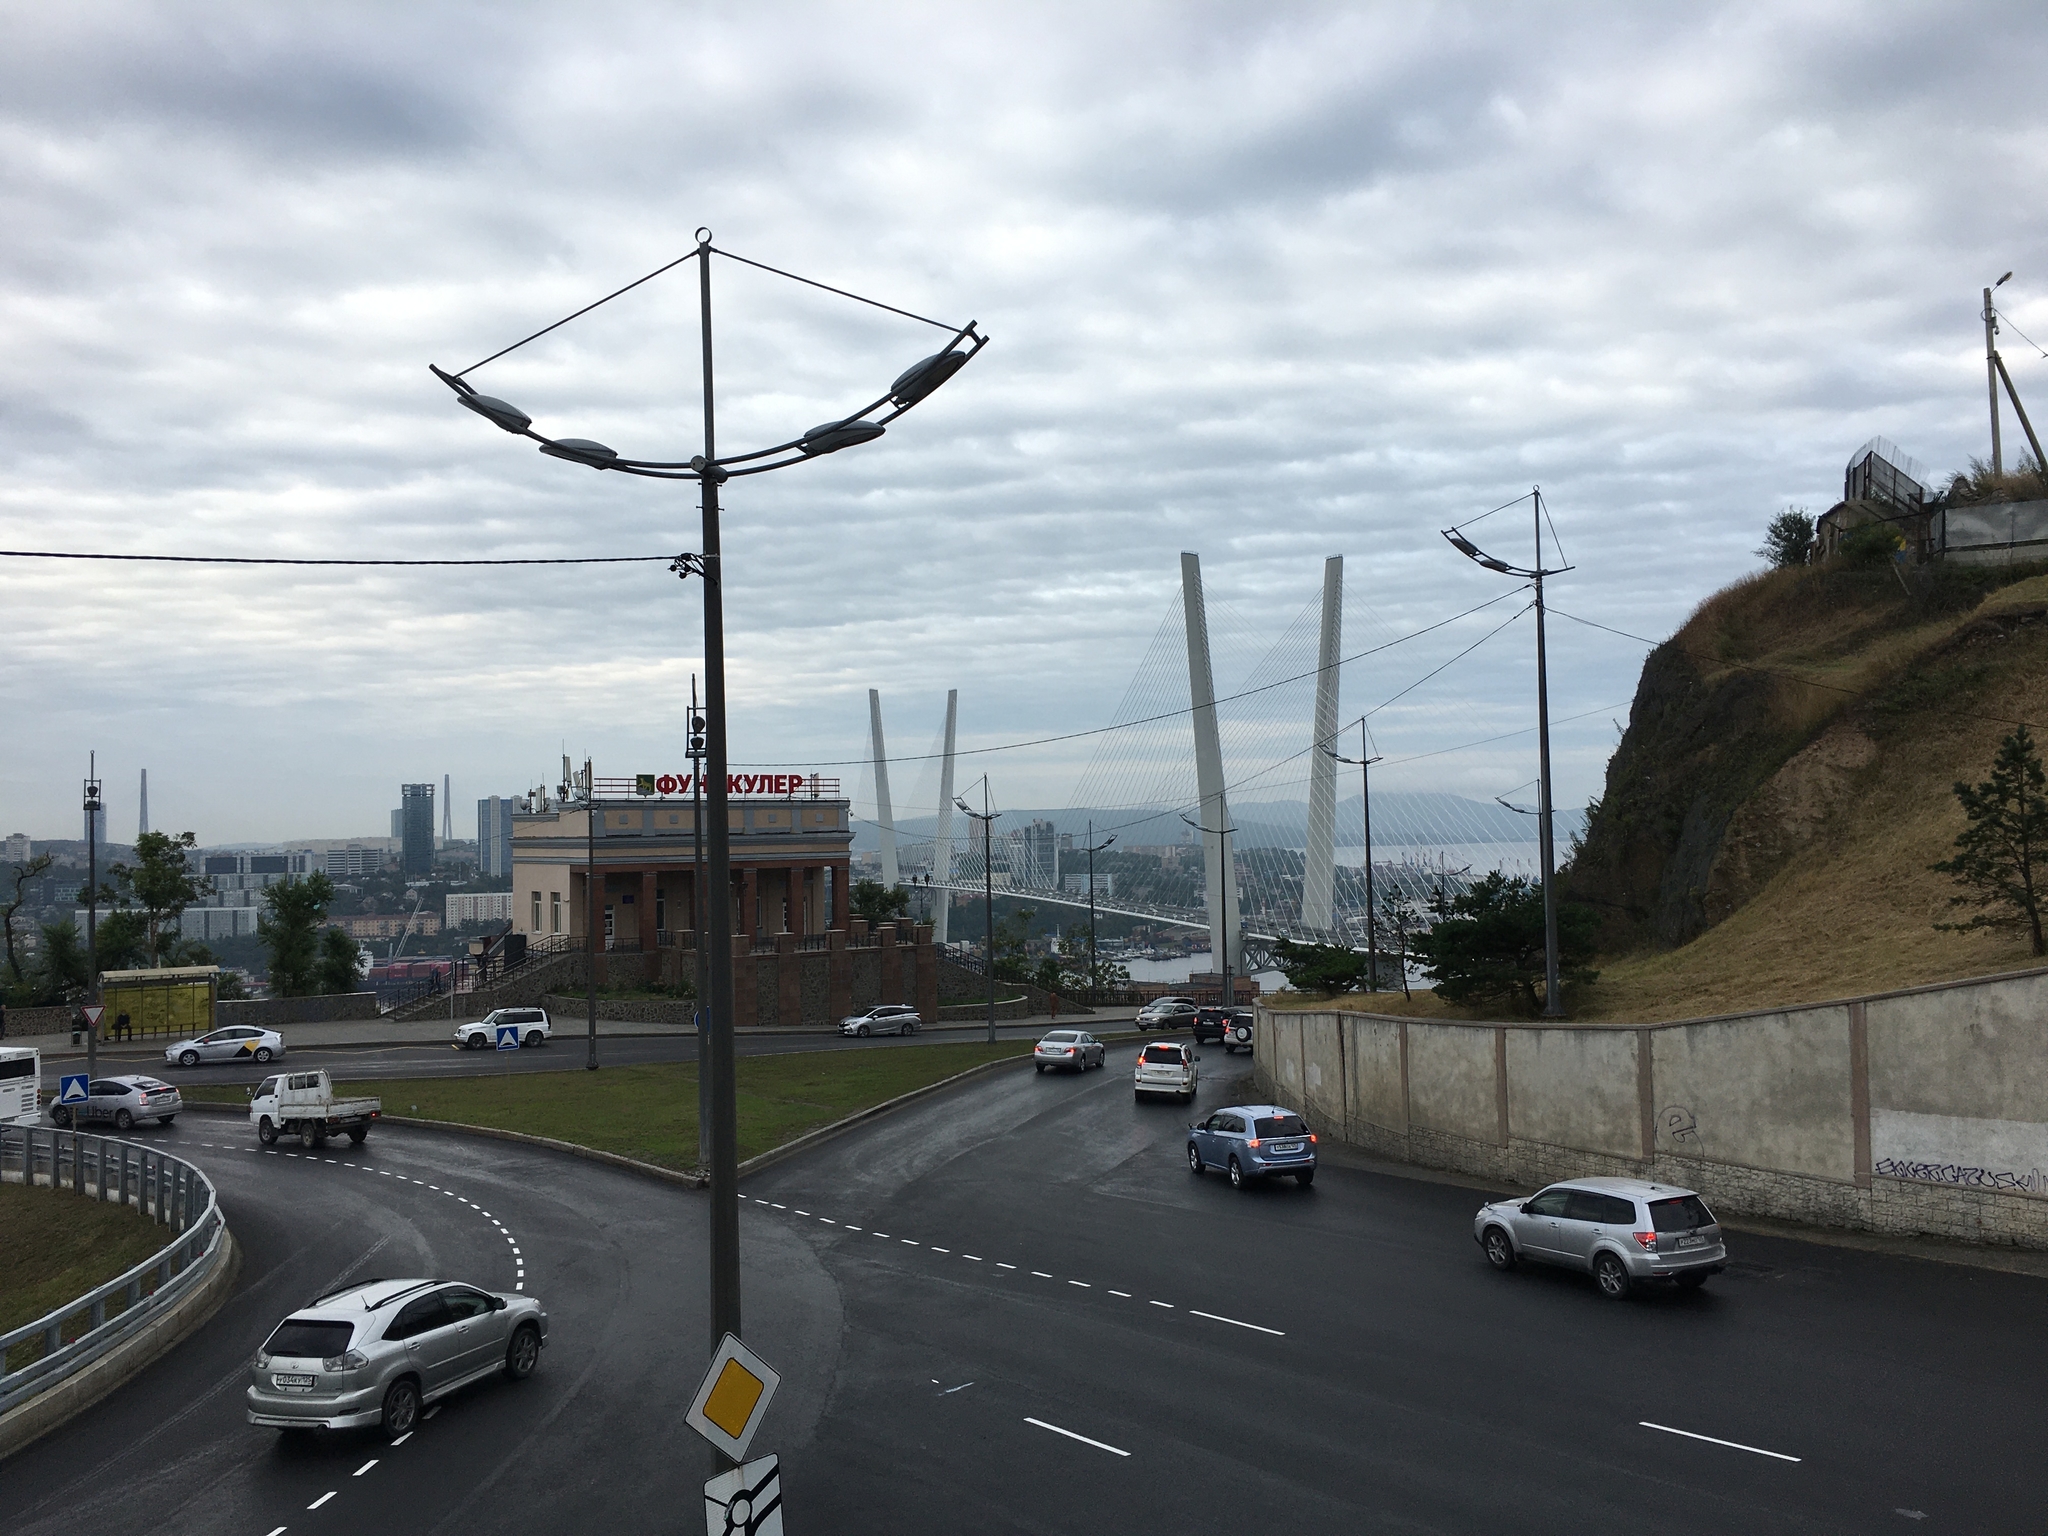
0;550;675;568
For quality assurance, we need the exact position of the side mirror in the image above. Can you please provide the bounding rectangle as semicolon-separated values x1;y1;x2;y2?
492;1296;508;1311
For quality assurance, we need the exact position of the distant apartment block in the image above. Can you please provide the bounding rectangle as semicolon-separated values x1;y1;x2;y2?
323;845;386;877
447;891;516;928
1063;872;1115;898
477;796;515;877
337;913;442;940
4;833;29;864
401;784;435;879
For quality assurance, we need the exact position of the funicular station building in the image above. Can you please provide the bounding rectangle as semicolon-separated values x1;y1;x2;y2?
509;774;854;950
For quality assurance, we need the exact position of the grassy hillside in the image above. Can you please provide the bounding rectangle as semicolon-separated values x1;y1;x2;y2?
1275;560;2048;1024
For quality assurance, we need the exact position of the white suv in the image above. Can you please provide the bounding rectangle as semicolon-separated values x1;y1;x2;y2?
1133;1040;1199;1102
456;1008;551;1050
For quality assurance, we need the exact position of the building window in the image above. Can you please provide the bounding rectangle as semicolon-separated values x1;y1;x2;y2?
550;891;561;933
531;891;541;930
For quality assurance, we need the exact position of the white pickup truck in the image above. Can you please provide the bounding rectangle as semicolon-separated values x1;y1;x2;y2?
251;1069;381;1149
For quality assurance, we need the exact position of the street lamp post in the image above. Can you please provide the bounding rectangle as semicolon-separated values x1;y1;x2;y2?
955;781;999;1044
83;756;101;1078
1081;822;1115;1003
1442;489;1572;1018
436;234;987;1368
1181;813;1237;1008
1324;722;1384;989
690;679;709;1175
583;758;598;1070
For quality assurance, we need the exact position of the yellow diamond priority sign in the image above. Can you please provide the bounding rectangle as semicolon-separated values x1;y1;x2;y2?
686;1333;781;1461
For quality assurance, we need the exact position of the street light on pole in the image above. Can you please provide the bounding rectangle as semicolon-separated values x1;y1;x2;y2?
1441;488;1572;1018
83;756;101;1078
690;682;709;1176
1322;719;1383;990
955;780;999;1044
1081;822;1115;1004
1180;813;1237;1008
436;233;987;1376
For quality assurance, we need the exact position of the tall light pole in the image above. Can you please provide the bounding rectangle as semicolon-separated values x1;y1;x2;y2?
1181;813;1237;1008
437;233;986;1369
690;679;709;1174
1442;489;1571;1017
1323;720;1383;989
1987;273;2012;477
83;756;101;1078
955;780;999;1044
581;758;597;1071
1081;822;1115;1003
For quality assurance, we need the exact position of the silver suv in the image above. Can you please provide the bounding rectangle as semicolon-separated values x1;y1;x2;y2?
1473;1177;1727;1298
456;1008;550;1050
246;1278;548;1437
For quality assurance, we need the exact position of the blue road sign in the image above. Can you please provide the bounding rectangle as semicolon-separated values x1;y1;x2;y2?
495;1024;522;1050
57;1073;89;1105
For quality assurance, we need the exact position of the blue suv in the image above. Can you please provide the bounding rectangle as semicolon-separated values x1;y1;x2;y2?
1187;1104;1317;1188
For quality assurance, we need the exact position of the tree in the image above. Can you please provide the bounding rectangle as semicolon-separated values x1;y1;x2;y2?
849;879;910;924
1409;871;1599;1016
1270;939;1370;994
991;905;1037;983
1757;508;1815;567
3;853;53;985
315;927;366;995
259;873;337;997
1376;889;1414;1000
93;908;150;972
101;831;207;966
1933;725;2048;956
1839;519;1904;569
31;918;90;1005
1053;923;1128;998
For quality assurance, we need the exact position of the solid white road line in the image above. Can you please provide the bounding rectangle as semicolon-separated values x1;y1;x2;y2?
1025;1417;1131;1457
353;1459;378;1476
1639;1422;1801;1463
307;1491;337;1509
1189;1309;1285;1337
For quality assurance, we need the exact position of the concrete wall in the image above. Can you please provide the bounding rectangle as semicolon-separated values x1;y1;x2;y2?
1254;965;2048;1250
219;993;381;1030
0;1006;75;1038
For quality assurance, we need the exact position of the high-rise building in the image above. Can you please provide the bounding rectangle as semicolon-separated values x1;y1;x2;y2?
476;796;515;877
442;774;453;843
1020;818;1059;889
3;833;30;865
390;808;403;840
401;783;436;878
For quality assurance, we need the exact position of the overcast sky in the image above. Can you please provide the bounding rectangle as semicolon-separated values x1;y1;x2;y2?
4;2;2046;847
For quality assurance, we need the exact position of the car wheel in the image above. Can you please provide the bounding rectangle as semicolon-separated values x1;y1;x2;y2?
1187;1142;1203;1175
258;1117;278;1145
158;1114;175;1125
380;1377;421;1439
113;1108;134;1130
299;1124;317;1150
347;1126;368;1145
1228;1156;1245;1189
466;1034;486;1050
857;1024;870;1037
50;1105;71;1128
1035;1062;1046;1073
505;1323;542;1379
1675;1271;1709;1291
179;1049;199;1068
525;1030;544;1048
1594;1252;1633;1300
1134;1090;1144;1102
1295;1168;1315;1187
1482;1225;1516;1271
255;1046;274;1063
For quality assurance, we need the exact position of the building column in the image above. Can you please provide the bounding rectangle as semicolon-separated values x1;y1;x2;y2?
879;922;902;1005
827;928;852;1021
741;868;760;944
776;931;799;1027
914;923;938;1021
732;934;757;1028
638;868;657;952
829;860;851;929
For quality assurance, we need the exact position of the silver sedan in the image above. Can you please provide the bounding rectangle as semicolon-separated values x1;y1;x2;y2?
165;1025;285;1068
50;1074;182;1130
1033;1030;1106;1072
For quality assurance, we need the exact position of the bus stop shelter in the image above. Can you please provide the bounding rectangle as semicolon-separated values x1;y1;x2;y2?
98;966;221;1040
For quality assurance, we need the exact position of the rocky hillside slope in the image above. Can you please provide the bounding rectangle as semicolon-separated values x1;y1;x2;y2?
1557;558;2048;1019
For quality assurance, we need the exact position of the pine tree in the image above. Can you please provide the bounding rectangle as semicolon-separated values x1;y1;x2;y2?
1933;725;2048;956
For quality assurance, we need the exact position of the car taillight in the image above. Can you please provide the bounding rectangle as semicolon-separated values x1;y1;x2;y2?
1246;1138;1261;1149
1308;1133;1318;1144
1634;1230;1658;1250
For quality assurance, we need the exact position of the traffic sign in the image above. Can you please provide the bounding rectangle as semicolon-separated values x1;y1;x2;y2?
80;1005;105;1029
57;1073;89;1105
685;1333;781;1462
704;1454;782;1536
495;1024;522;1050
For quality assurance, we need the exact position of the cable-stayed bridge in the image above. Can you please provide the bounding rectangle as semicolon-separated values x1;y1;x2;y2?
860;549;1578;971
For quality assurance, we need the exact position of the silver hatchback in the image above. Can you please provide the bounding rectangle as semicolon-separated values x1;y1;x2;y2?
246;1278;548;1437
1473;1176;1727;1298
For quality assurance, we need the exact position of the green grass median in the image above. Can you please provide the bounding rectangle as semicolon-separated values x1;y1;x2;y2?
2;1182;171;1366
185;1041;1032;1172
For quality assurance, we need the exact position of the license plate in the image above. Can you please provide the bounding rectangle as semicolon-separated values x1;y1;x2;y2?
273;1373;315;1391
1271;1142;1302;1154
1676;1236;1706;1249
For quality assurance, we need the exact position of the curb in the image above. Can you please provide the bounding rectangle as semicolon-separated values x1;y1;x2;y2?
0;1229;242;1463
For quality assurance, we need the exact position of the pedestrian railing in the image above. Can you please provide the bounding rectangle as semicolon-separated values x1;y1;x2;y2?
0;1126;228;1415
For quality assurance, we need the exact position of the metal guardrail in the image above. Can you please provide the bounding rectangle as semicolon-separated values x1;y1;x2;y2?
0;1126;227;1414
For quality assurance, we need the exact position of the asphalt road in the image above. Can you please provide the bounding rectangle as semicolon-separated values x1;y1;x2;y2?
4;1042;2040;1533
54;1018;1101;1090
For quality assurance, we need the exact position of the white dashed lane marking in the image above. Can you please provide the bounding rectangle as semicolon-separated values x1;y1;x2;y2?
740;1193;1283;1336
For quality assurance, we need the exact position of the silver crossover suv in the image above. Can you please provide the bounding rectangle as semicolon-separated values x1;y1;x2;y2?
247;1278;548;1438
1187;1104;1317;1188
1473;1177;1727;1298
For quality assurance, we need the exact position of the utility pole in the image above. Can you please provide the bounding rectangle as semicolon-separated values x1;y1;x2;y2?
584;758;598;1070
691;678;709;1174
1324;723;1383;989
1987;279;2009;477
955;780;999;1043
84;755;101;1079
1532;495;1563;1019
1181;812;1237;1008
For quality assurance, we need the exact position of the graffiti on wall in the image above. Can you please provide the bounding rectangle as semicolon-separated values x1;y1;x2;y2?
1872;1158;2048;1194
1870;1108;2048;1198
